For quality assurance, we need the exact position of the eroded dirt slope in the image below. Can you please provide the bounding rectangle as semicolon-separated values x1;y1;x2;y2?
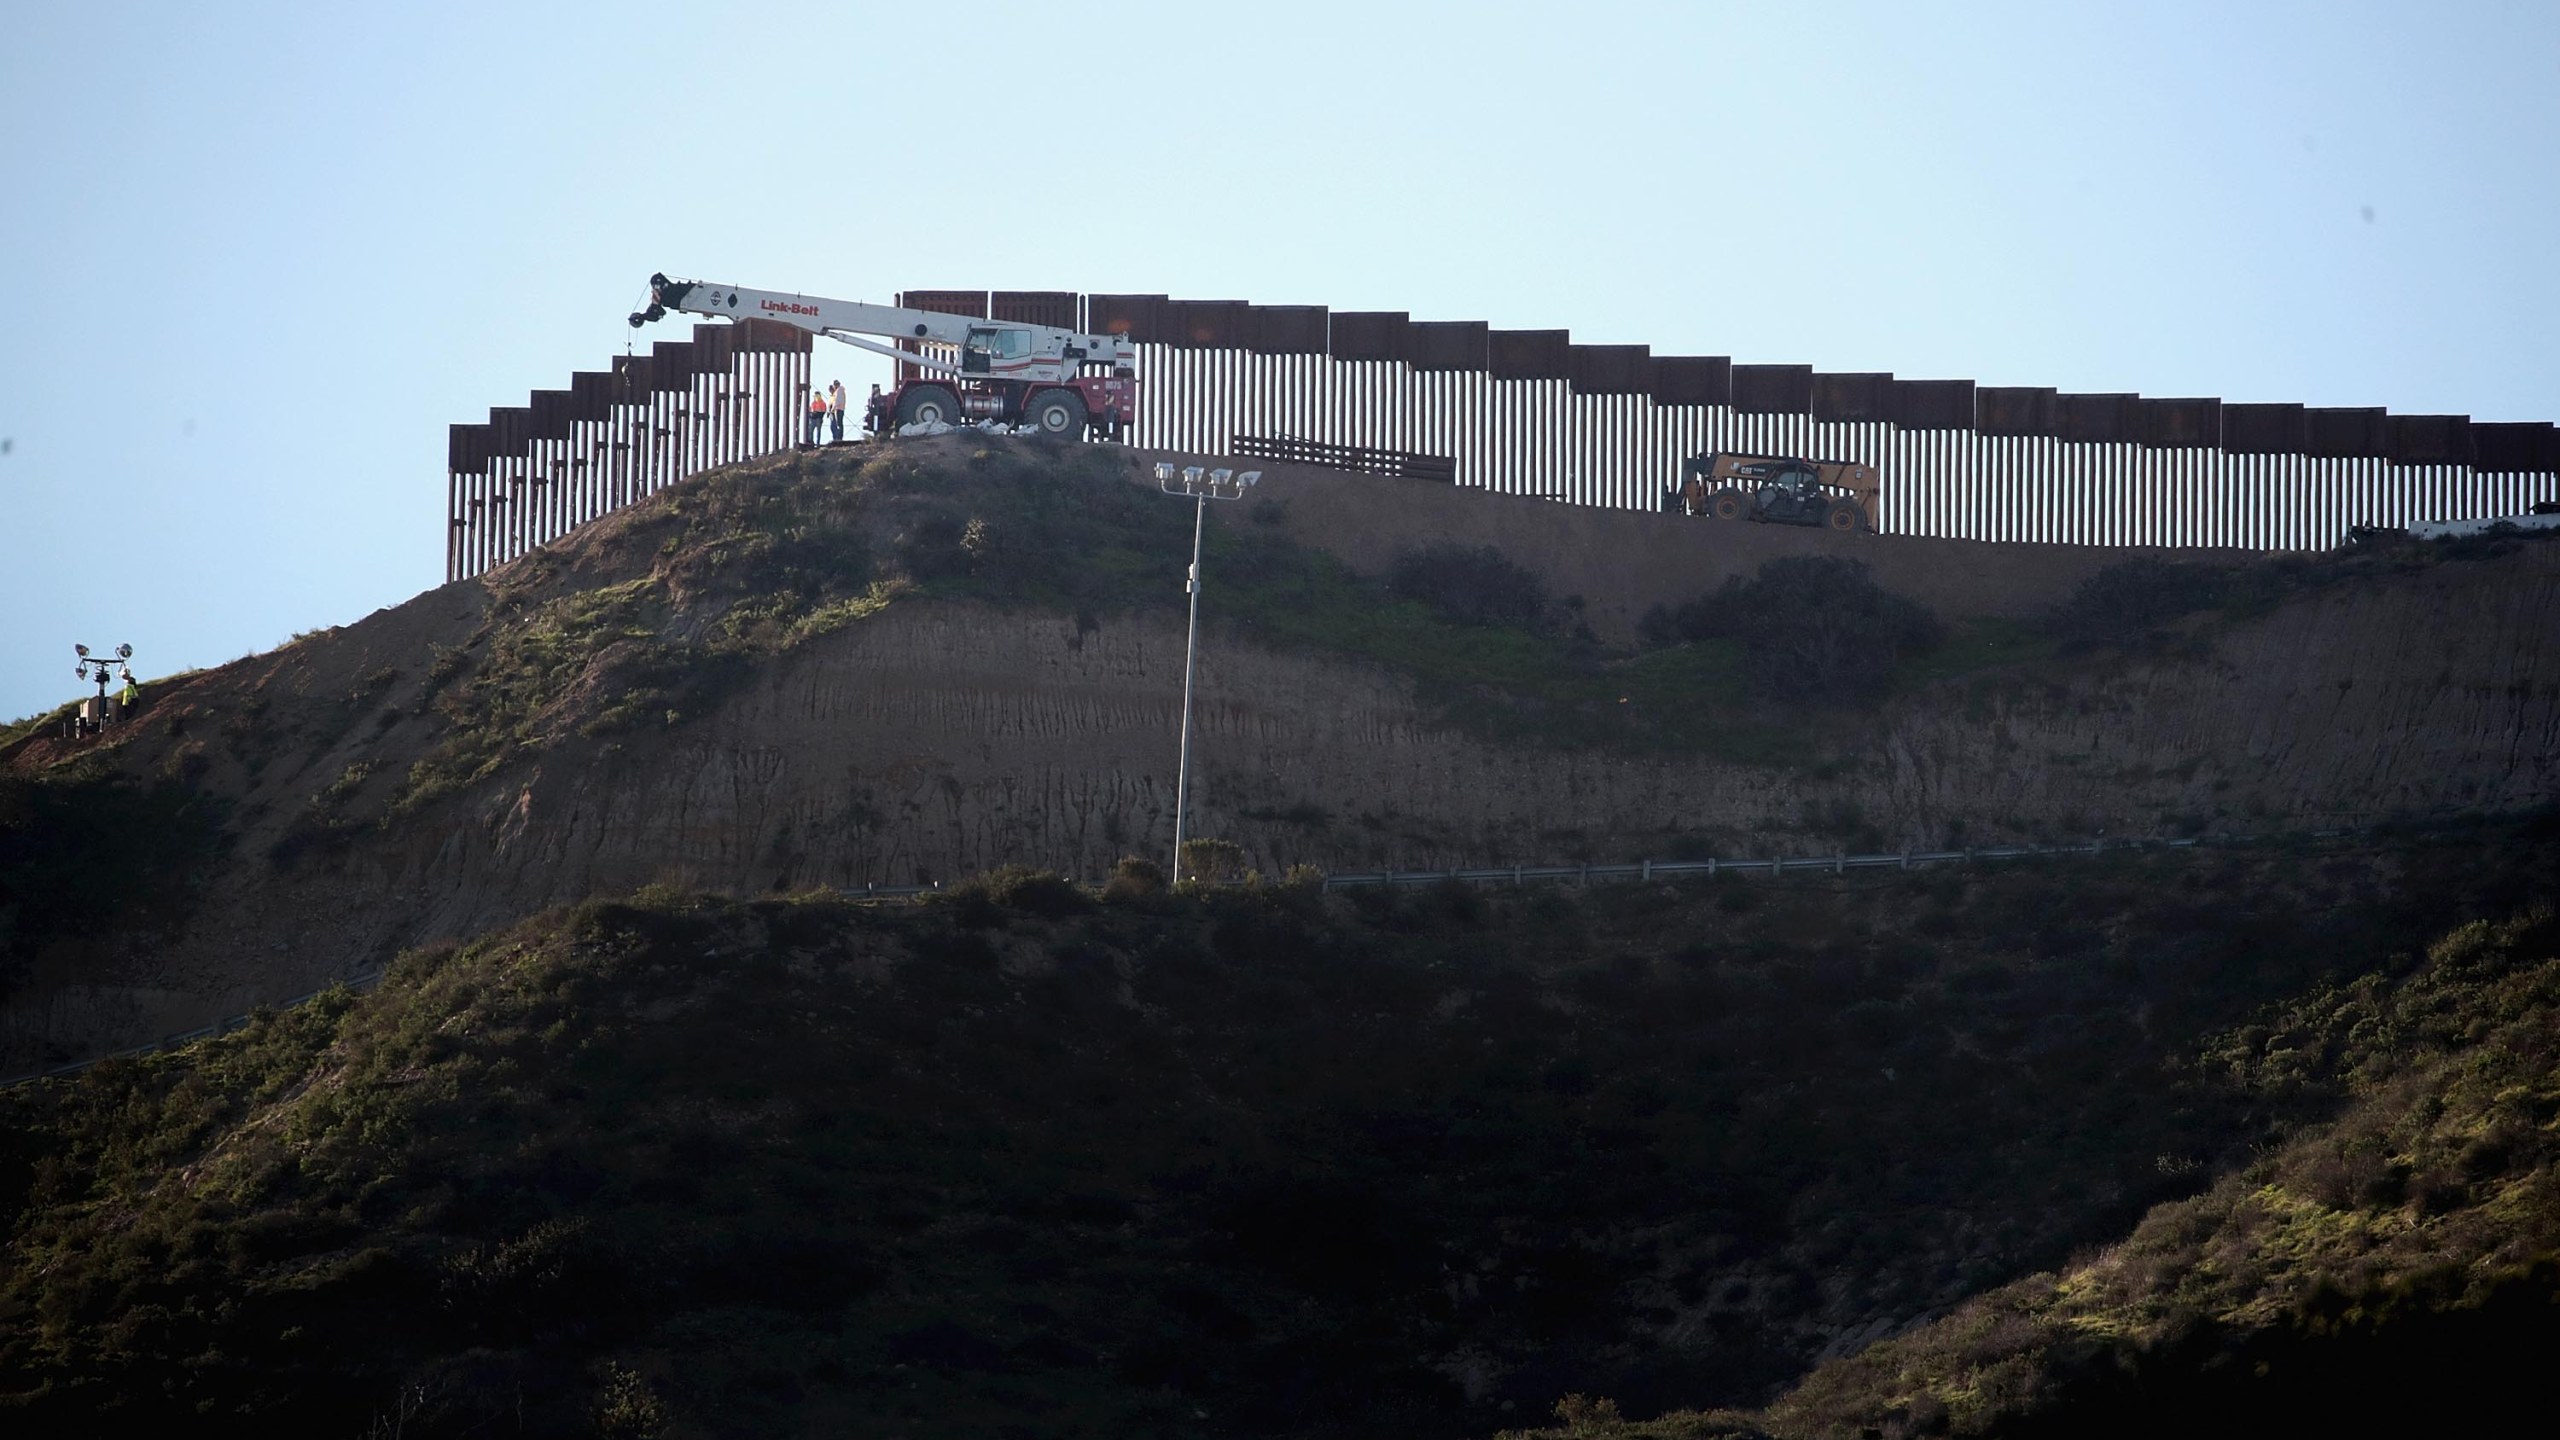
5;440;2554;1070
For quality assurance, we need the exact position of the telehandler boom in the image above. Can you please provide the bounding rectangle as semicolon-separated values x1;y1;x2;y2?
1669;452;1879;533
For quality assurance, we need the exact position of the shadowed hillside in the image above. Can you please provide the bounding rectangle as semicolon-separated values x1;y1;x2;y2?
0;826;2554;1438
1493;904;2560;1440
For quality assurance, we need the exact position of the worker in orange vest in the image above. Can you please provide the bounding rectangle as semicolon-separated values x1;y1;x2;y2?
806;387;827;445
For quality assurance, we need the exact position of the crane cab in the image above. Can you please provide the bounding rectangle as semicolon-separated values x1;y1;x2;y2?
961;326;1040;376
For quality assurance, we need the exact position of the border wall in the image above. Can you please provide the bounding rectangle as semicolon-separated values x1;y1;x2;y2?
446;292;2558;581
444;318;811;581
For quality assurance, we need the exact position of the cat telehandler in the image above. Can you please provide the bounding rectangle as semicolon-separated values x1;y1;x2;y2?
1668;452;1878;533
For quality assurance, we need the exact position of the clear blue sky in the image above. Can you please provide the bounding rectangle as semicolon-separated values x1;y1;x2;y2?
2;1;2553;721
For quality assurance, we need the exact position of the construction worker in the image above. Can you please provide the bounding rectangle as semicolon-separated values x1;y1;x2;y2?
806;387;827;445
827;379;847;443
864;383;888;435
118;674;140;713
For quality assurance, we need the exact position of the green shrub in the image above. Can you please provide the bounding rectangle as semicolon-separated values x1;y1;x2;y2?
947;864;1092;917
2048;557;2229;649
1102;855;1166;903
1551;1393;1625;1433
1762;904;2560;1440
1387;542;1550;629
1646;556;1942;704
887;499;974;581
1179;837;1247;884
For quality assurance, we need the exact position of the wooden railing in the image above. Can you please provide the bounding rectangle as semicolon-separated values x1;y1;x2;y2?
1232;434;1458;484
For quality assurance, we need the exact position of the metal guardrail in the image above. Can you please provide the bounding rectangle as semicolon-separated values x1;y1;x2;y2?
1310;837;2203;891
841;880;945;901
0;831;2323;1089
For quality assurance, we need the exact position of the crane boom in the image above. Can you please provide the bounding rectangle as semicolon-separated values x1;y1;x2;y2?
632;274;976;343
631;273;1131;381
629;272;1137;441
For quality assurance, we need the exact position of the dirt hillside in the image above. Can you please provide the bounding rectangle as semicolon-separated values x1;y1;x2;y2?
4;438;2554;1071
1202;450;2263;646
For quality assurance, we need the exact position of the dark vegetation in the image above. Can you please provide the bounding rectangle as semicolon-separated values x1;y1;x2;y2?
0;762;231;997
2048;524;2560;654
1390;543;1555;630
1214;533;1764;757
1615;507;2558;724
1507;904;2560;1439
1771;904;2560;1439
2044;558;2234;653
1;825;2552;1439
1638;558;1945;705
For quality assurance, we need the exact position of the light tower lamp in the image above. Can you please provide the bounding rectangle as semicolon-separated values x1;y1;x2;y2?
1152;462;1261;882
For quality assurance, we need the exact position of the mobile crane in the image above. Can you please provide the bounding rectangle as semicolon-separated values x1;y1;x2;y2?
628;273;1137;440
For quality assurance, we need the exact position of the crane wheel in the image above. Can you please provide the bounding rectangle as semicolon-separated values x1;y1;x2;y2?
1708;488;1747;521
1825;499;1867;533
1024;389;1089;439
897;385;961;428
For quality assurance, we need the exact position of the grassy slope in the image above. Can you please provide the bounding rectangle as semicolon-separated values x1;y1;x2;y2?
1493;905;2560;1440
385;438;2030;822
0;826;2552;1439
388;437;2560;817
1754;906;2560;1440
28;439;2540;921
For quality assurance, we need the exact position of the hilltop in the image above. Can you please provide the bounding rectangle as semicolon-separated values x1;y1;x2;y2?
4;436;2557;1070
1;827;2553;1438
